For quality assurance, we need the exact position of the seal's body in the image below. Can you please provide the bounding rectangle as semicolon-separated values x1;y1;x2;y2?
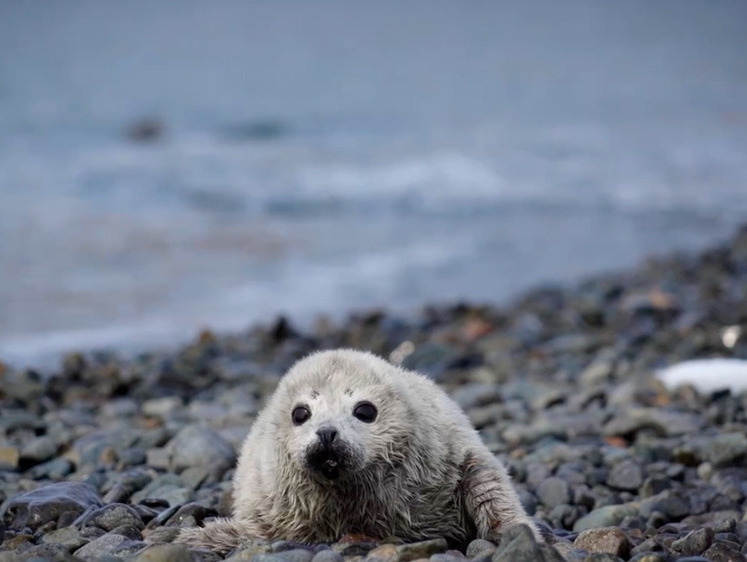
178;350;537;552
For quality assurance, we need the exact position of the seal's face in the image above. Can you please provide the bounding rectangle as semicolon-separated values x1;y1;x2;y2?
276;352;413;484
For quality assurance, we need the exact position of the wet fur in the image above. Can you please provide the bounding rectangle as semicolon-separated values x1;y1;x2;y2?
176;349;538;552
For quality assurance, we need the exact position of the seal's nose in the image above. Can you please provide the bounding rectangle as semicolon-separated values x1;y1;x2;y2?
316;427;338;448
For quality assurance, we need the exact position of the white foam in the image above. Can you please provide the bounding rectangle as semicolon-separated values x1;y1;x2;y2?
656;358;747;393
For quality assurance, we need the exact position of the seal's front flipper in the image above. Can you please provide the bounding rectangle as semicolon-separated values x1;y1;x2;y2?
459;451;542;542
175;518;257;553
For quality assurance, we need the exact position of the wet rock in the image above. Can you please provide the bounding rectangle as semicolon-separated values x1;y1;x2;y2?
126;117;164;143
2;481;102;531
573;527;630;558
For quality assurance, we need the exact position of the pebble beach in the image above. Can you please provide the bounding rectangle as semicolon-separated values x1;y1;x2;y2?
2;225;747;562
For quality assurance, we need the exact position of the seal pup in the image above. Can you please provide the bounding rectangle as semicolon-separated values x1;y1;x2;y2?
177;349;538;552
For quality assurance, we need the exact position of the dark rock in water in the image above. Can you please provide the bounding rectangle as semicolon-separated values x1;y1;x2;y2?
1;482;102;531
126;117;164;142
222;118;291;141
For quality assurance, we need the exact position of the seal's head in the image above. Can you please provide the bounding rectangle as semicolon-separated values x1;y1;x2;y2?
272;350;414;483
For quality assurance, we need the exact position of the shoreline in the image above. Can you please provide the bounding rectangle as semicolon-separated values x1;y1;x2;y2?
1;225;747;561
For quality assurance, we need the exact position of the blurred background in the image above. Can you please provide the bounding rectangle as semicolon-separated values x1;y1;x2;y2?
1;0;746;366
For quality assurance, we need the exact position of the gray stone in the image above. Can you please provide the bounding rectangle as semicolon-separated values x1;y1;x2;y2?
627;554;670;562
167;425;236;475
40;525;89;549
0;446;20;470
536;477;571;509
465;539;496;558
82;503;144;531
602;409;703;438
19;436;57;465
311;551;344;562
703;542;745;561
492;524;544;561
136;543;195;562
142;397;183;419
606;460;643;492
431;554;468;562
639;489;690;520
268;549;315;562
74;533;143;559
573;527;630;559
452;384;503;410
395;538;448;561
694;432;747;467
25;457;74;480
573;504;638;532
1;481;102;531
671;527;713;556
16;543;73;560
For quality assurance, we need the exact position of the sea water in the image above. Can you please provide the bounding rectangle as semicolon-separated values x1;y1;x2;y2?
1;0;746;365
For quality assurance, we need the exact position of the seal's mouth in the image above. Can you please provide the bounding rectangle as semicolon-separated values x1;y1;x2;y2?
307;449;344;480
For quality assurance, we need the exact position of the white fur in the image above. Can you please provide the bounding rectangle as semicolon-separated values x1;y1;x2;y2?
177;349;537;552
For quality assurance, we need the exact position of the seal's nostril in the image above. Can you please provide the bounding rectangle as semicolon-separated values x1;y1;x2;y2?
316;427;337;447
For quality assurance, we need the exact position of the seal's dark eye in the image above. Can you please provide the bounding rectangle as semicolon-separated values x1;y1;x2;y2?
292;406;311;426
353;401;377;423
